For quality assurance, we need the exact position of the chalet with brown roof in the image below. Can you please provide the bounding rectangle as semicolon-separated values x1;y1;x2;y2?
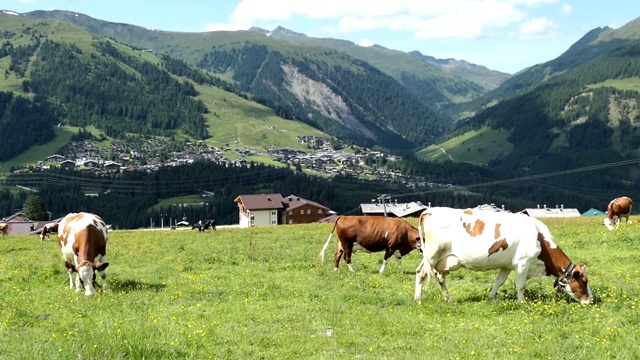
281;195;330;224
0;212;54;236
235;193;285;228
234;193;332;228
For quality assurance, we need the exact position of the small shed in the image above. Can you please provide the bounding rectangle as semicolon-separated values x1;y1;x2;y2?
582;208;606;217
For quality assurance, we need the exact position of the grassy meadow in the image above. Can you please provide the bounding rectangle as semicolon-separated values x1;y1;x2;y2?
416;127;513;165
1;217;639;359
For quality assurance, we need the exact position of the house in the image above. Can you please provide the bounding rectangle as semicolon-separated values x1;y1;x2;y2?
60;159;76;169
46;154;65;163
234;193;333;228
0;212;55;236
234;193;285;228
360;201;428;218
520;204;581;218
104;161;121;171
281;195;331;224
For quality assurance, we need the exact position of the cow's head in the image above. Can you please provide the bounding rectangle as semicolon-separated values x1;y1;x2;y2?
603;218;616;231
555;263;592;305
65;260;109;296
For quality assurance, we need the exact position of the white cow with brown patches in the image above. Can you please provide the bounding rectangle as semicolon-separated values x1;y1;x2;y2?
414;207;592;304
39;222;59;241
57;212;109;296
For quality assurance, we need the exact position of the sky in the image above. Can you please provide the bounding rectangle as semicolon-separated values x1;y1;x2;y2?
5;0;640;74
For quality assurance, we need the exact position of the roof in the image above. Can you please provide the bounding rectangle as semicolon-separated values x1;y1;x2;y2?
581;208;607;217
282;194;329;211
234;193;285;210
520;206;581;218
0;215;65;236
361;201;428;217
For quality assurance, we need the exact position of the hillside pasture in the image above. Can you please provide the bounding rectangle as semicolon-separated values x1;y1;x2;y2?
0;217;639;359
0;126;75;174
586;77;640;92
416;126;513;165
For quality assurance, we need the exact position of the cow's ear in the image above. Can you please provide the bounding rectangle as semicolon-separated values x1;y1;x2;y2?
94;262;109;271
65;261;76;272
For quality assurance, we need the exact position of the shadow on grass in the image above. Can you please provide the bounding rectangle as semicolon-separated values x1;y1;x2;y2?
109;278;167;293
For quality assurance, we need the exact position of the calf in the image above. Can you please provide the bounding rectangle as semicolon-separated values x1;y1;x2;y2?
604;196;633;230
39;222;59;241
57;212;109;296
320;215;421;273
414;207;592;304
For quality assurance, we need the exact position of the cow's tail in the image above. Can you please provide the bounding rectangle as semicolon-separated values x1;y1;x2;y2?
417;212;427;253
320;216;341;264
415;212;433;293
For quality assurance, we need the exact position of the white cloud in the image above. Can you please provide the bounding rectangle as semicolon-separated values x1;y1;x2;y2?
517;17;560;39
222;0;563;40
560;3;572;15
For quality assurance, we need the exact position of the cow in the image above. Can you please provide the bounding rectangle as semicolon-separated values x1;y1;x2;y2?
0;223;7;236
192;219;216;232
604;196;633;230
39;222;59;241
57;212;109;296
319;215;421;273
414;207;592;304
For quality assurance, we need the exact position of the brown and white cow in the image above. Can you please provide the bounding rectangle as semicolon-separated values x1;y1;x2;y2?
319;215;421;273
414;207;592;304
604;196;633;230
39;222;59;241
57;212;109;296
0;223;7;236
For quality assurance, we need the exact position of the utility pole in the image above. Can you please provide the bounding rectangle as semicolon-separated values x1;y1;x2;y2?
377;194;391;217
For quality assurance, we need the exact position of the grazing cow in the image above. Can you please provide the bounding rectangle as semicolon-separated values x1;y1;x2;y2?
604;196;633;230
192;219;216;232
319;215;421;273
0;223;7;236
57;212;109;296
414;207;592;304
39;222;59;241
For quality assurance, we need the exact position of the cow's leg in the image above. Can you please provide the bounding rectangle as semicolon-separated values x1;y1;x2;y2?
344;244;355;272
435;271;451;302
396;256;402;274
514;265;529;301
379;248;396;274
333;244;344;271
488;268;511;299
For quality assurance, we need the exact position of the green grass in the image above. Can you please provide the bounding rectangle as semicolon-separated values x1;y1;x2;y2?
1;217;639;359
416;126;513;165
586;77;640;92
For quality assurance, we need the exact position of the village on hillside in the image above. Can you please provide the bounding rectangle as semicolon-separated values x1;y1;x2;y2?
18;135;452;191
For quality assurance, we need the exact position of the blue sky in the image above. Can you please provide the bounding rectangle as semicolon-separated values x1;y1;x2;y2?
5;0;640;74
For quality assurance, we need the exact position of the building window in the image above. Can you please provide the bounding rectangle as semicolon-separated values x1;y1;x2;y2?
271;211;276;216
307;209;311;214
300;210;304;214
289;210;292;215
289;219;293;224
318;209;323;214
271;220;276;224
